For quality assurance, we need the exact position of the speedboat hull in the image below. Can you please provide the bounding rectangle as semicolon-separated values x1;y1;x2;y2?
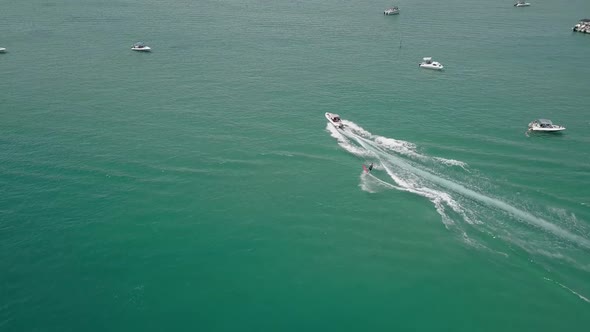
529;126;566;132
514;3;530;7
528;120;566;132
419;63;444;70
131;46;151;52
384;9;399;15
325;112;344;129
0;48;6;53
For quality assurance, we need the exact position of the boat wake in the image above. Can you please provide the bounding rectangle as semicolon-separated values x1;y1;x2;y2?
327;119;590;301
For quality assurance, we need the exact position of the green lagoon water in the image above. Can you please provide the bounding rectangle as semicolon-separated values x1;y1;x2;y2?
2;0;590;330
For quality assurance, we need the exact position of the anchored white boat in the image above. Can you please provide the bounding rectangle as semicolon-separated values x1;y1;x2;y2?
419;57;444;70
0;48;6;53
131;42;151;52
514;1;531;7
325;112;344;129
573;19;590;33
528;119;566;132
384;7;400;15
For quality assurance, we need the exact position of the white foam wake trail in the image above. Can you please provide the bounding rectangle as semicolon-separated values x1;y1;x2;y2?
327;124;371;157
544;278;590;304
329;118;590;303
341;120;468;169
350;132;471;228
433;157;469;170
330;120;590;251
353;133;590;250
359;172;402;193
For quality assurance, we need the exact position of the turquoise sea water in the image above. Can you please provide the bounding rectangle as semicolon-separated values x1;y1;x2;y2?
2;0;590;330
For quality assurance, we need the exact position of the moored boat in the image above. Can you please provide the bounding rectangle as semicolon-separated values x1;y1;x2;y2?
131;42;151;52
384;7;400;15
419;57;444;70
514;1;531;7
528;119;566;132
573;19;590;34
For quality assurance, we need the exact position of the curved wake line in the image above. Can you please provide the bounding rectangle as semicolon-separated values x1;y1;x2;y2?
340;121;469;169
363;173;401;190
330;119;590;303
344;128;590;251
351;133;472;227
544;277;590;304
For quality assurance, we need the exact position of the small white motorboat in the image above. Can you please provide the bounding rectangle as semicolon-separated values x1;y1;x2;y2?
514;1;531;7
131;42;151;52
528;119;566;132
573;19;590;33
419;57;444;70
384;7;400;15
0;48;6;53
325;112;344;129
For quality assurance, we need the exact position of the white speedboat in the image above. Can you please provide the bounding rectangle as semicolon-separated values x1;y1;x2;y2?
573;19;590;33
131;42;151;52
514;1;531;7
325;112;344;129
528;119;566;132
384;7;400;15
0;48;6;53
419;57;444;70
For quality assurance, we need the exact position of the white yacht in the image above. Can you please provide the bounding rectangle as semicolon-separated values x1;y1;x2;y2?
573;19;590;33
0;48;6;53
514;1;531;7
528;119;566;132
384;7;400;15
419;57;444;70
131;42;151;52
325;112;344;129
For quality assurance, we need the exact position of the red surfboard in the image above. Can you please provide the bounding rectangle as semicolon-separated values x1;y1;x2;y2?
362;165;369;173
